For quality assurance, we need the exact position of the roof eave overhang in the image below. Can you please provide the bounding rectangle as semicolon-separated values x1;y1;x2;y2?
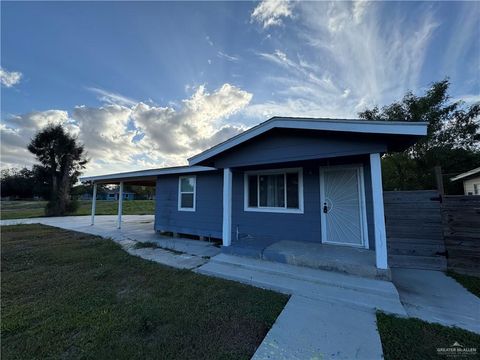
79;166;217;183
450;168;480;182
188;118;428;166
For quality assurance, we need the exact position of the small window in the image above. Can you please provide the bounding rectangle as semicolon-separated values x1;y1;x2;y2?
178;176;196;211
245;169;303;213
474;183;479;195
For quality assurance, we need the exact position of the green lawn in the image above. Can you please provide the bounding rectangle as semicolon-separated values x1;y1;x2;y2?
0;200;155;220
447;271;480;298
377;312;480;360
1;224;288;359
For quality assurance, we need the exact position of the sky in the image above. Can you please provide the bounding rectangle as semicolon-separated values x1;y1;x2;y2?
1;1;479;176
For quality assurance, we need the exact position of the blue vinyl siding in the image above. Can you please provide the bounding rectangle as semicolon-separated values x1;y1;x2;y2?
212;129;387;168
231;165;322;245
230;158;375;248
154;171;223;238
152;161;375;247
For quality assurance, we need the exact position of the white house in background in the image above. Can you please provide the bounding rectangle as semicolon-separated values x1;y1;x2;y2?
451;167;480;195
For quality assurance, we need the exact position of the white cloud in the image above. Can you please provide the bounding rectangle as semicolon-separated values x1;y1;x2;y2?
132;83;252;159
251;0;294;29
1;110;78;169
1;84;253;176
217;51;240;62
205;35;214;46
451;94;480;105
441;3;479;81
0;67;22;87
87;87;138;106
352;1;369;24
248;2;441;119
258;49;297;69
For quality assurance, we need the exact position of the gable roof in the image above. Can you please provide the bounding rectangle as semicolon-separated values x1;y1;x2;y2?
450;167;480;182
188;116;428;166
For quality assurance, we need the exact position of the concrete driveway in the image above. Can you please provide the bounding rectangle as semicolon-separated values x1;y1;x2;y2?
392;268;480;334
1;215;220;269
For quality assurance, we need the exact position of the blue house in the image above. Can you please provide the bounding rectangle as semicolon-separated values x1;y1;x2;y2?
80;117;427;278
105;190;135;201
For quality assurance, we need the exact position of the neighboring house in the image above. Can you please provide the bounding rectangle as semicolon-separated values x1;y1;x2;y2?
450;167;480;195
80;117;427;277
79;193;93;200
79;191;135;200
105;191;135;201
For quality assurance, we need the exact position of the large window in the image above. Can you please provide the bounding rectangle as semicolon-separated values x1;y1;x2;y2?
178;176;196;211
245;168;303;213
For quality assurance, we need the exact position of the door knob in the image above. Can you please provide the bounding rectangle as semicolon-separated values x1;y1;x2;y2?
323;202;328;213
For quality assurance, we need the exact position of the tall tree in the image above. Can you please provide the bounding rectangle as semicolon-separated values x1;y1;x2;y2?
28;124;88;215
359;79;480;193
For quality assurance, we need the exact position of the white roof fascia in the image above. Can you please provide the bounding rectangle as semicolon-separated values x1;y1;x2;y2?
450;167;480;182
80;166;216;183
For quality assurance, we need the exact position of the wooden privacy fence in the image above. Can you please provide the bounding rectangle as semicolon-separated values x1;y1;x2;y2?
384;190;447;270
384;190;480;275
441;196;480;276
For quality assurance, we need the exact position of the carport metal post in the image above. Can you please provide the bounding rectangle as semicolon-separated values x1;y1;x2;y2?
90;182;97;225
370;153;388;270
117;181;124;229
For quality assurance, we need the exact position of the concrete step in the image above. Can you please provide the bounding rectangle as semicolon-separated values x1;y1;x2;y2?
389;254;447;270
222;244;264;258
211;254;397;299
196;255;406;315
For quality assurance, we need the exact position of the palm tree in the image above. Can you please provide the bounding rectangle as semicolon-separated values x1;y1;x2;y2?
28;124;88;216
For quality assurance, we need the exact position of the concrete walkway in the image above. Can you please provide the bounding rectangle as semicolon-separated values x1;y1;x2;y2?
1;215;220;269
392;268;480;334
197;254;407;359
253;296;384;360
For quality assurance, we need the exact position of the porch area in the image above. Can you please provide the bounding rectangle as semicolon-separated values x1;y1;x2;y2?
223;239;391;280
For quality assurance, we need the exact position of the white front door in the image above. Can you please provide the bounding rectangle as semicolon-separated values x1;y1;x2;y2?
320;165;368;248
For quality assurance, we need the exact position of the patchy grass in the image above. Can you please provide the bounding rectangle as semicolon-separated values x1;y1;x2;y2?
0;200;155;220
133;241;161;249
1;224;288;359
447;271;480;298
377;312;480;360
133;241;185;255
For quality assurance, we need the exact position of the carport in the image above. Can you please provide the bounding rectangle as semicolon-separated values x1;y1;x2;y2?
80;166;212;229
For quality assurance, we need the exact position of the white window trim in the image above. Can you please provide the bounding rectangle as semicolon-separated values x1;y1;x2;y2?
178;175;196;212
244;167;304;214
